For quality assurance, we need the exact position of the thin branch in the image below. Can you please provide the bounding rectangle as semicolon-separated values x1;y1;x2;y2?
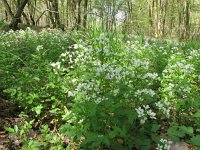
36;9;59;25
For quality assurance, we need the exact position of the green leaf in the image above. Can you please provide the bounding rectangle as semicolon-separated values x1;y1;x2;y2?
196;129;200;132
32;77;40;81
103;136;110;146
109;127;120;139
179;126;193;135
33;105;43;115
20;129;25;136
151;124;160;133
14;125;18;133
135;137;151;150
193;111;200;118
28;140;47;149
4;127;15;133
190;135;200;146
167;126;184;141
28;93;39;104
167;125;194;142
3;88;16;96
151;133;160;143
82;133;99;145
50;108;59;114
127;112;137;124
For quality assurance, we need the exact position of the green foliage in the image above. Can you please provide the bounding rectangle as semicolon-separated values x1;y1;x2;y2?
167;125;193;142
182;40;200;50
0;20;9;31
190;135;200;147
1;28;200;149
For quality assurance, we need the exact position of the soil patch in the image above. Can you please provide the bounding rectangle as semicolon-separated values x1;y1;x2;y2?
0;92;21;150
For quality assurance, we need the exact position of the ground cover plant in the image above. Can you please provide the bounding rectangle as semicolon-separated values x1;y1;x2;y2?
0;28;200;150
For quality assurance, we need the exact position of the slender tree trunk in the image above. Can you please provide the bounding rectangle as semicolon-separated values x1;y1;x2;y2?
71;0;78;30
148;0;153;35
184;0;190;39
2;0;14;20
28;0;36;25
83;0;88;28
66;0;69;27
169;0;175;36
178;0;183;39
46;0;56;27
9;0;29;30
53;0;61;28
77;0;82;30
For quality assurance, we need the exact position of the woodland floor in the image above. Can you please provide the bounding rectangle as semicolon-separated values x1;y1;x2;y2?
0;92;21;150
0;93;195;150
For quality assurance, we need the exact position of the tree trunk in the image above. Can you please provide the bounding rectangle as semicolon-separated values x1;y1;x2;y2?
52;0;61;28
22;12;30;25
184;0;190;39
77;0;82;30
9;0;29;30
46;0;55;27
1;0;14;20
28;0;36;25
83;0;88;28
148;0;153;35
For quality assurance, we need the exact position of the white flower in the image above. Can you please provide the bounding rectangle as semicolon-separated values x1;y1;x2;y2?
36;45;43;51
71;78;77;83
144;105;150;110
155;101;171;118
136;107;144;118
135;89;155;97
50;62;61;69
68;91;75;97
140;117;147;124
156;138;172;150
136;105;156;124
147;109;156;119
74;44;83;49
61;53;67;57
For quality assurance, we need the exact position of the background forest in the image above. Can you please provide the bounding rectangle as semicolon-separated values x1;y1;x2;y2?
0;0;200;39
0;0;200;150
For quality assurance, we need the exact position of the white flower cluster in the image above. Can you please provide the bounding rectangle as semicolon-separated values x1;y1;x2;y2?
155;101;171;118
60;51;74;65
96;64;128;83
54;38;161;106
73;46;94;65
68;80;104;103
162;53;197;102
50;61;62;74
143;72;160;80
188;49;200;59
165;55;190;72
171;46;179;53
136;105;156;124
73;44;84;49
156;138;172;150
163;60;195;75
134;88;156;101
158;46;168;55
131;59;149;70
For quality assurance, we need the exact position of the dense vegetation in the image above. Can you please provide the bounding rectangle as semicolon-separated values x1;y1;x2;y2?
0;0;200;149
0;28;200;149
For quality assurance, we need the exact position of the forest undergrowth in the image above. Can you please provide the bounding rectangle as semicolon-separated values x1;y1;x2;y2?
0;28;200;150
